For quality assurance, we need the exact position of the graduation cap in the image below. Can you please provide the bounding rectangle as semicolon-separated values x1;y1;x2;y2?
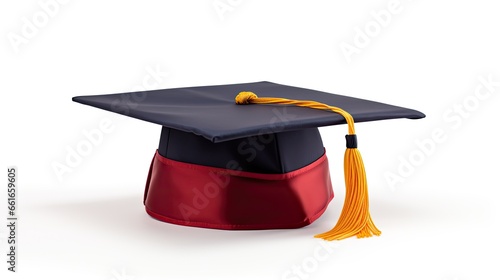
73;81;424;241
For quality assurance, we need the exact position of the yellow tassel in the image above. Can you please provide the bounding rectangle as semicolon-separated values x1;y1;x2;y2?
235;91;381;241
314;142;381;240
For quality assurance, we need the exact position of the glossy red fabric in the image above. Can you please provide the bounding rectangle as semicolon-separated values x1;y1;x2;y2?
144;150;333;230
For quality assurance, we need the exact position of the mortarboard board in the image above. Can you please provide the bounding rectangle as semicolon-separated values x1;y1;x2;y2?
73;81;425;241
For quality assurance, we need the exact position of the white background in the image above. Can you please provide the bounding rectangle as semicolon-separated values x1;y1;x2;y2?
1;1;500;279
